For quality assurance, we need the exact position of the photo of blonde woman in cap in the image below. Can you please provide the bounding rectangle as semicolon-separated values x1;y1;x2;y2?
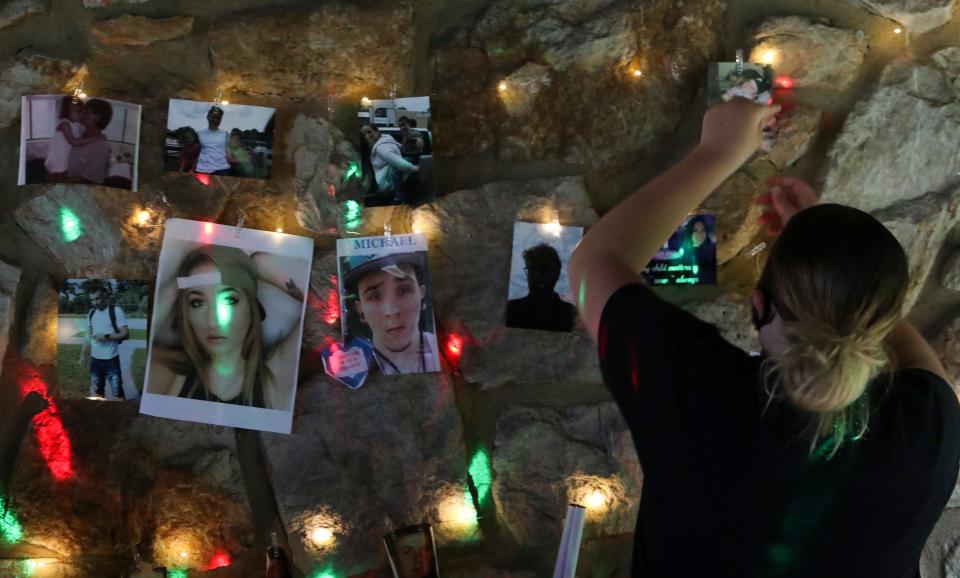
337;234;440;376
141;220;313;433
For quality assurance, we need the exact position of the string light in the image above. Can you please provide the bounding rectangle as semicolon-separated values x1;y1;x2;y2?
361;96;371;108
18;363;74;481
542;210;562;236
59;207;82;242
631;69;643;78
204;222;214;236
137;209;151;225
0;495;24;543
275;227;283;233
760;49;777;65
204;550;231;571
893;26;903;34
438;493;479;535
584;489;607;510
310;527;334;546
468;448;492;507
72;80;87;100
774;76;794;89
446;333;464;365
498;81;508;92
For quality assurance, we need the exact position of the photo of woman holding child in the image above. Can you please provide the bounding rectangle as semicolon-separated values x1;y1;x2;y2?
18;94;141;191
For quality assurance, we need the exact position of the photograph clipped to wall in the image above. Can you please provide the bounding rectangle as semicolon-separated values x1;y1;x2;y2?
140;219;313;433
707;62;774;106
19;94;141;190
165;98;276;180
357;96;434;207
642;213;718;286
337;233;440;376
506;221;584;333
58;279;150;401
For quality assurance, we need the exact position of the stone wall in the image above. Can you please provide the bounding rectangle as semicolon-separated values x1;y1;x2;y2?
0;1;958;577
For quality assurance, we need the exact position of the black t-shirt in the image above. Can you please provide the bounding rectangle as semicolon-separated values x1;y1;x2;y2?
506;292;577;332
598;284;960;578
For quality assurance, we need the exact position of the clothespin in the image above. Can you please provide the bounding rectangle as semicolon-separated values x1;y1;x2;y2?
72;80;87;104
234;213;245;238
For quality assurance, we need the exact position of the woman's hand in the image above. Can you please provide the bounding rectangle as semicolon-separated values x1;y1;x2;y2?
755;176;821;235
698;98;781;169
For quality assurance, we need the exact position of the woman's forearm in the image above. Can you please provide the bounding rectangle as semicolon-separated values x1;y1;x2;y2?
569;100;779;339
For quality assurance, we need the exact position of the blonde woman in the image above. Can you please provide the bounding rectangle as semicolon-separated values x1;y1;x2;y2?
569;99;959;577
149;245;304;410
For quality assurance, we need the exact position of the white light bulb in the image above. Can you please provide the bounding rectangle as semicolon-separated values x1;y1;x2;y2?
585;489;606;510
311;527;334;545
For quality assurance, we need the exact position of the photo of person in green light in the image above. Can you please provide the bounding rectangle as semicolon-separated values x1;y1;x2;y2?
147;241;307;412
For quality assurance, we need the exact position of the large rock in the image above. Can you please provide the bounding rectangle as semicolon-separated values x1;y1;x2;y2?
747;17;868;91
0;55;84;128
492;402;642;547
8;397;254;568
16;186;122;278
942;249;960;292
208;3;415;102
931;316;960;389
126;418;250;504
15;185;164;279
432;0;725;168
0;260;20;377
822;62;960;213
432;34;495;158
92;15;194;46
500;62;552;117
412;177;599;389
849;0;958;34
932;47;960;91
698;171;766;266
83;0;149;6
920;508;960;578
22;282;57;367
0;0;43;30
873;187;960;312
285;113;360;235
262;373;469;576
760;106;822;170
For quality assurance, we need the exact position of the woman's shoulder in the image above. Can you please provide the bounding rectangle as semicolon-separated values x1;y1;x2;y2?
875;368;959;418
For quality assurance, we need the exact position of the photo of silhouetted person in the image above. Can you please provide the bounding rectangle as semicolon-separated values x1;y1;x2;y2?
507;243;577;332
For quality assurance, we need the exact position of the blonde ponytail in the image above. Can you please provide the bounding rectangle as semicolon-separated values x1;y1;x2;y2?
762;315;899;459
755;204;910;460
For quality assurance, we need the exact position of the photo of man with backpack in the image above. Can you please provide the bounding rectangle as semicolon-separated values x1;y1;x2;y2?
57;279;149;401
79;285;130;399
